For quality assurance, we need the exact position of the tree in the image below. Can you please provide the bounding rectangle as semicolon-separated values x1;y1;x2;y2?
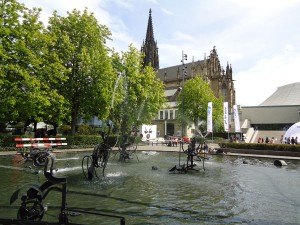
177;76;223;138
47;8;114;135
0;0;68;128
111;45;165;158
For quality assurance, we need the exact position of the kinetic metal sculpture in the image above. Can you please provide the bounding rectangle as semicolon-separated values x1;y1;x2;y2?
15;137;67;168
113;125;139;162
82;120;113;180
169;137;209;173
9;155;126;224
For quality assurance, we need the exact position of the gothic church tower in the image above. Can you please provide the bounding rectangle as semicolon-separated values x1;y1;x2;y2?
141;9;159;70
140;10;236;136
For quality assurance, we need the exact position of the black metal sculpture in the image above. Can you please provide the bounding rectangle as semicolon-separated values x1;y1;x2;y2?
8;155;126;225
113;125;139;162
15;137;67;168
170;137;209;173
82;120;113;180
19;149;52;168
10;155;68;222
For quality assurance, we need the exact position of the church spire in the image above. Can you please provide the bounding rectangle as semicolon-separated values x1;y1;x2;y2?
146;9;154;43
141;9;159;70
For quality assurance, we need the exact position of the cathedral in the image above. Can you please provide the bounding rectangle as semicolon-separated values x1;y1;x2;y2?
141;9;236;137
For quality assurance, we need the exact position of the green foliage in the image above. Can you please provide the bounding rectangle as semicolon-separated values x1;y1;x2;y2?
47;8;114;135
76;124;93;135
64;135;101;147
0;134;15;148
0;2;164;138
221;142;300;152
66;133;116;147
111;45;166;139
0;134;101;151
177;76;223;137
0;0;68;124
0;134;121;151
58;125;71;135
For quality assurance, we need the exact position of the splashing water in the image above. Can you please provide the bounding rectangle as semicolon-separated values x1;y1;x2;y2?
110;72;124;110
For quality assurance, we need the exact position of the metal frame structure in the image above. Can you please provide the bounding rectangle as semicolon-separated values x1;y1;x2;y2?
8;155;125;225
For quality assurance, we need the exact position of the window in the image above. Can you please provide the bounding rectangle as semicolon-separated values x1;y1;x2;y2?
159;111;164;120
222;83;228;101
165;110;169;120
170;110;174;119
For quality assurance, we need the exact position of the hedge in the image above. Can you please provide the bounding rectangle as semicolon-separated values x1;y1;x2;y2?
0;134;118;151
220;142;300;152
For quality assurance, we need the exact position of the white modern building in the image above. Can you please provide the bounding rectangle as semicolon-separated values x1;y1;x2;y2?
240;82;300;143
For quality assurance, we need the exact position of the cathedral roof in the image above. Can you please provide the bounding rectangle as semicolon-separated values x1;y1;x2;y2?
259;82;300;106
157;60;205;82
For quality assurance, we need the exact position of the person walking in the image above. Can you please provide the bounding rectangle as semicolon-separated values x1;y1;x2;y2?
265;137;269;143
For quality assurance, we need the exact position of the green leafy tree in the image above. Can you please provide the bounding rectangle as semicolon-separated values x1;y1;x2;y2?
112;45;165;153
177;76;223;137
47;8;114;135
0;0;68;127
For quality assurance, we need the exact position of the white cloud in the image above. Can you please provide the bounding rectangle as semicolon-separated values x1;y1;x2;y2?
19;0;111;25
285;44;295;52
224;52;244;64
229;0;299;10
147;0;159;4
172;32;196;42
160;7;173;16
14;0;300;107
235;47;300;106
109;0;134;9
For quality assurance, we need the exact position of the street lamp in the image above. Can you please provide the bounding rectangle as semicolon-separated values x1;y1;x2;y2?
179;51;187;166
181;51;187;141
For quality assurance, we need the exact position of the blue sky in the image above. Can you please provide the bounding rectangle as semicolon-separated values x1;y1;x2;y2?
18;0;300;106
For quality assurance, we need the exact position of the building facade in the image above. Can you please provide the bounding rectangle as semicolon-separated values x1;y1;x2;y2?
241;82;300;131
141;9;236;138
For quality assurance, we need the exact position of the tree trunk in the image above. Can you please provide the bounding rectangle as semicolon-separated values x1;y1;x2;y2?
71;108;78;136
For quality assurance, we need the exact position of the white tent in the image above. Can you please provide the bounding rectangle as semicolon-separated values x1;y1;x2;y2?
283;121;300;143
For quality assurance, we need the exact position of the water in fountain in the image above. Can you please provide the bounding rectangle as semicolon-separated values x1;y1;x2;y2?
1;152;300;224
110;72;124;110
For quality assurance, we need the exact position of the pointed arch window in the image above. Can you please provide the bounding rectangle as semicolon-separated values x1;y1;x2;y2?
222;83;228;101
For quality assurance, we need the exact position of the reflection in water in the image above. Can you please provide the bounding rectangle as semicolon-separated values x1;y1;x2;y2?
0;152;299;224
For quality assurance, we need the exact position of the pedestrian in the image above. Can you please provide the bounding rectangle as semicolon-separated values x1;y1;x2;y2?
291;137;295;145
280;135;283;144
265;137;269;143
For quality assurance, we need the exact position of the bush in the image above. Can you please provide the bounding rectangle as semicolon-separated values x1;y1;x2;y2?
0;134;16;147
58;125;71;135
65;135;101;148
52;135;118;148
220;142;300;152
0;134;101;151
77;124;93;135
